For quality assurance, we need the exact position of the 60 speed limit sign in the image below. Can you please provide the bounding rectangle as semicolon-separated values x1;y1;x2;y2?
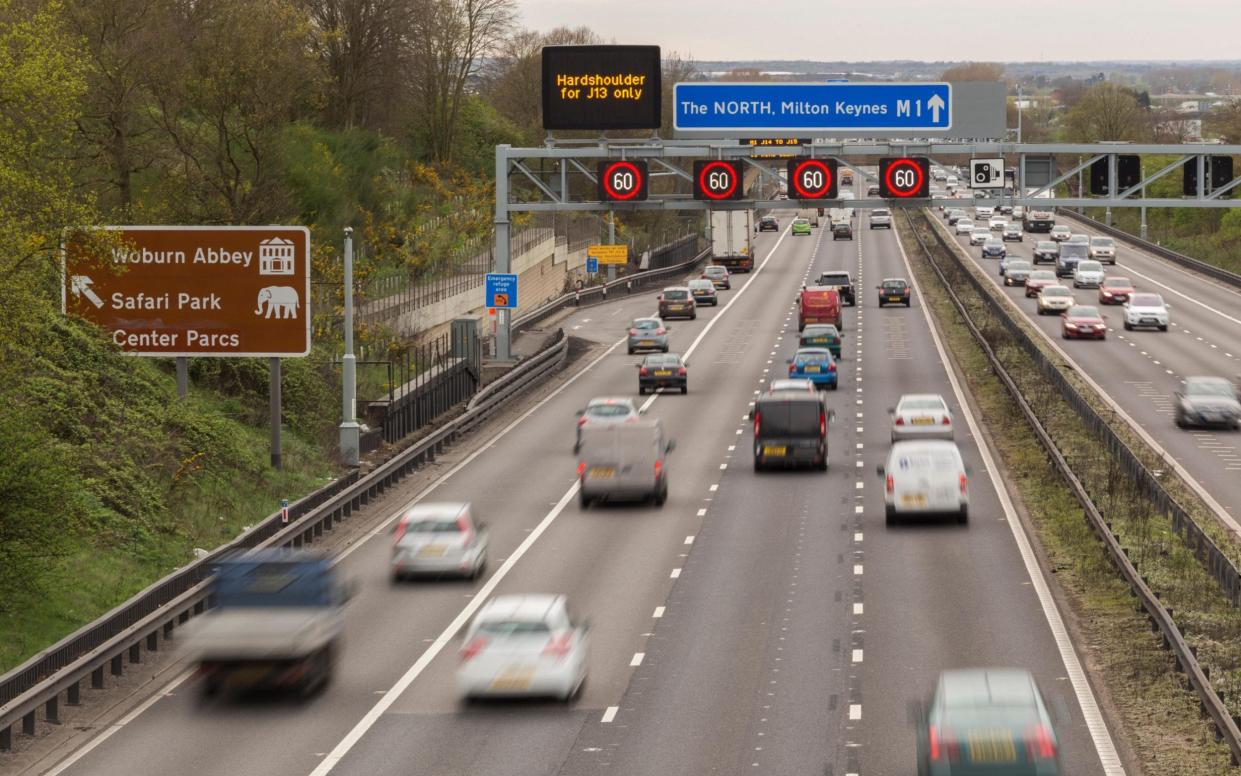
693;160;746;201
879;157;931;199
786;158;838;200
596;159;649;201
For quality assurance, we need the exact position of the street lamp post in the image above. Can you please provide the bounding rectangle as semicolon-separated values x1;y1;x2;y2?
339;227;360;466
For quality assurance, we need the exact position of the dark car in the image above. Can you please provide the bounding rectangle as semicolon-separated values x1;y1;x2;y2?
757;215;779;232
751;393;834;471
637;353;687;395
816;270;855;306
981;238;1006;259
877;278;912;307
1032;240;1059;265
832;221;853;240
1175;376;1241;430
1055;243;1088;277
687;278;718;306
866;184;881;197
658;286;696;320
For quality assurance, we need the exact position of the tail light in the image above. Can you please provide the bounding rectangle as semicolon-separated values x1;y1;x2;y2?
788;364;796;374
654;459;663;478
929;725;941;761
819;412;826;437
656;327;666;335
629;328;638;336
894;417;905;426
393;519;408;543
942;416;951;425
1025;724;1057;760
639;367;650;376
959;472;968;496
460;637;487;662
929;726;961;763
456;515;473;544
753;411;761;436
576;461;587;477
577;417;588;427
543;633;573;660
677;367;687;376
828;362;836;373
886;474;894;495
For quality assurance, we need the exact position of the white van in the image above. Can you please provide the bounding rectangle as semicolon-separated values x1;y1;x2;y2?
945;175;959;191
879;440;970;525
578;421;675;508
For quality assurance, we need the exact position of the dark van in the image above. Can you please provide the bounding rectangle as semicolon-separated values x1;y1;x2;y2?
750;394;835;471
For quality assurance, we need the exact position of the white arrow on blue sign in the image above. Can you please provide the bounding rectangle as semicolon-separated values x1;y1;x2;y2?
674;82;952;132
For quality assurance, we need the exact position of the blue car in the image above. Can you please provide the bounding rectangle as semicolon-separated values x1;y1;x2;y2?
787;347;838;390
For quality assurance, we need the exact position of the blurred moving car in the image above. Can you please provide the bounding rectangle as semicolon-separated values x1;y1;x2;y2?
637;353;688;395
878;277;912;307
1122;292;1169;331
787;347;838;390
627;317;669;354
880;440;969;525
975;205;994;219
658;286;696;320
1049;225;1071;242
792;217;812;236
1071;260;1105;288
752;392;834;471
1175;377;1241;430
913;668;1061;775
1024;270;1058;298
456;595;589;702
1001;259;1033;286
1036;285;1075;315
1089;235;1117;264
703;265;732;289
757;215;779;232
800;323;843;357
1060;305;1107;340
391;503;488;581
870;208;892;229
969;228;990;246
575;397;641;453
798;285;842;330
1032;240;1059;264
688;278;718;306
578;420;675;507
1097;276;1134;305
890;394;954;442
816;270;856;306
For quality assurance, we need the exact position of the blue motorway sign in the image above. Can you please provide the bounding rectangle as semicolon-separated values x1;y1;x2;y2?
485;272;518;309
674;82;952;132
586;257;599;274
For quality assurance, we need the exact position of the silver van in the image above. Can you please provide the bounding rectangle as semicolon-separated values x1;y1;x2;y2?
578;421;676;508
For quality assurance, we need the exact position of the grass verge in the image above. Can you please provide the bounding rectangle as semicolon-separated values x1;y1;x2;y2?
899;212;1237;774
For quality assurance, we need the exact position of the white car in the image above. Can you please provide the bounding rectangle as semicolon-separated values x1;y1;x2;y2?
391;503;488;581
1002;223;1023;242
988;216;1007;231
954;219;975;235
946;175;959;190
869;208;892;229
1072;260;1106;288
1037;285;1075;314
890;394;954;442
1050;225;1072;242
975;205;994;219
880;440;970;525
575;397;641;452
1089;236;1117;264
1123;292;1170;331
456;595;589;701
1011;205;1025;220
969;228;991;246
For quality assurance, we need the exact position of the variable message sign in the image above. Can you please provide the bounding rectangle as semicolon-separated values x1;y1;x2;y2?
693;160;746;201
786;158;838;200
879;157;931;199
63;226;311;357
542;45;662;131
597;159;649;201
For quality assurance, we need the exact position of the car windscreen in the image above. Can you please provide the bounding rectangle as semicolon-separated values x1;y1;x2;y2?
1092;238;1114;247
1029;271;1055;281
1077;261;1102;272
1067;306;1100;318
1036;242;1057;250
1042;287;1071;297
1006;261;1032;271
756;400;822;437
1129;294;1162;306
663;290;689;300
1102;278;1130;287
476;620;552;638
1060;244;1088;259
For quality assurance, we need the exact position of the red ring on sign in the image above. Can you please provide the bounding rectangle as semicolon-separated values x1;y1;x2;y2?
884;159;926;198
698;160;738;200
603;161;643;201
792;159;833;199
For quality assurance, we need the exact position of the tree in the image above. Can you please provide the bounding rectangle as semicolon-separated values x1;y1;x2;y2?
407;0;517;164
1063;83;1149;143
659;51;697;140
1203;100;1241;143
940;62;1004;82
481;25;598;141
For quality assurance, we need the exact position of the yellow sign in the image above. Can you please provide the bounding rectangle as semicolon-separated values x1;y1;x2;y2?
588;244;629;265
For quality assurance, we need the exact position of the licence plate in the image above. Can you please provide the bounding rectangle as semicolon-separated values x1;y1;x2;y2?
417;545;447;557
911;417;934;426
967;733;1017;764
900;493;928;507
762;445;786;456
804;365;821;373
888;296;903;302
808;337;827;344
1141;318;1157;324
639;340;654;346
589;467;615;478
490;667;534;691
654;370;673;376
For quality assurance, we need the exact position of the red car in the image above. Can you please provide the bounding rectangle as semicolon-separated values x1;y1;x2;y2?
1061;305;1107;340
1098;276;1135;305
1024;270;1058;298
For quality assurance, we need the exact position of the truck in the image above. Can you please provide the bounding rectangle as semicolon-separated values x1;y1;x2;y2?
1022;188;1056;232
185;550;351;700
710;210;754;273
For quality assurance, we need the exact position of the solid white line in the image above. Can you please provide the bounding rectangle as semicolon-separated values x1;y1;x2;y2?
601;706;619;723
630;652;645;667
653;606;665;618
307;484;580;776
898;220;1126;775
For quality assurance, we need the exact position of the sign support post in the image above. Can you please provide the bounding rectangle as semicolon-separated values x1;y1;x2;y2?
607;211;617;283
339;227;360;467
495;145;513;363
175;357;188;399
270;357;282;469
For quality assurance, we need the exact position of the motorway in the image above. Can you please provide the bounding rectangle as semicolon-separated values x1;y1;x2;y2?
939;206;1241;528
38;188;1118;776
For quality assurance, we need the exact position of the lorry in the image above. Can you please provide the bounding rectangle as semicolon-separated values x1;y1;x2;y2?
710;210;754;273
186;550;351;699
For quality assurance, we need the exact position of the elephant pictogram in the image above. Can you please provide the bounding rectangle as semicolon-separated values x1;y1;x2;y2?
255;286;300;319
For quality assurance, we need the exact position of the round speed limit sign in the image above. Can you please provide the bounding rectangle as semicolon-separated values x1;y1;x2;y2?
693;160;743;201
597;159;648;201
880;157;929;199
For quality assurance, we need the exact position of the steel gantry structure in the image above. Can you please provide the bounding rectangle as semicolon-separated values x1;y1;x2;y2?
492;139;1241;358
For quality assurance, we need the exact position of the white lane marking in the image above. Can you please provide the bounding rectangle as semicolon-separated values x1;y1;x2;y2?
855;481;864;489
1115;260;1241;329
853;602;864;615
851;649;863;663
653;606;665;618
719;463;728;470
43;670;196;776
601;706;619;723
854;532;864;542
684;535;695;545
855;505;864;514
853;564;864;575
709;484;719;492
849;704;862;720
308;484;579;776
899;221;1126;775
630;652;645;667
670;568;682;579
697;508;707;517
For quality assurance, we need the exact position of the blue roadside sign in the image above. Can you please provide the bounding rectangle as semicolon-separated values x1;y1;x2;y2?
674;82;951;132
586;257;599;274
485;273;518;309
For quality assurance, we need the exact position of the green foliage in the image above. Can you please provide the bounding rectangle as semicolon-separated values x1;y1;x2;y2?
450;94;528;175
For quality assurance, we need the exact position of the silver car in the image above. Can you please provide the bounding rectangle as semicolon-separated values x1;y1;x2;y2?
1002;223;1023;242
575;397;641;452
578;420;675;507
1089;236;1117;264
1072;260;1106;288
1050;225;1071;242
456;595;589;701
869;208;892;229
1175;377;1241;430
879;440;970;525
954;218;975;235
391;503;488;581
969;228;991;246
1123;292;1170;331
890;393;955;442
627;317;669;354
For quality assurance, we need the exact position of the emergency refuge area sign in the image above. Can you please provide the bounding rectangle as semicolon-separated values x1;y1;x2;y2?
62;226;311;357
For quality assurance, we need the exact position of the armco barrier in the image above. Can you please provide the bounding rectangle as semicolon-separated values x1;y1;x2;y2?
0;330;568;752
906;209;1241;764
1059;209;1241;289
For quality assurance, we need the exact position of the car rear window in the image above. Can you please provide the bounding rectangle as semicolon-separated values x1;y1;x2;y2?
689;279;713;290
894;450;961;472
477;620;551;637
1043;287;1071;296
663;290;688;300
756;400;822;437
901;399;945;411
644;355;681;367
587;404;632;418
634;319;659;330
408;519;462;534
819;273;850;284
706;267;726;275
1130;293;1162;306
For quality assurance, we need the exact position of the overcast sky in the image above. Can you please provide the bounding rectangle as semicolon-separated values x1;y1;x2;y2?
517;0;1241;63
